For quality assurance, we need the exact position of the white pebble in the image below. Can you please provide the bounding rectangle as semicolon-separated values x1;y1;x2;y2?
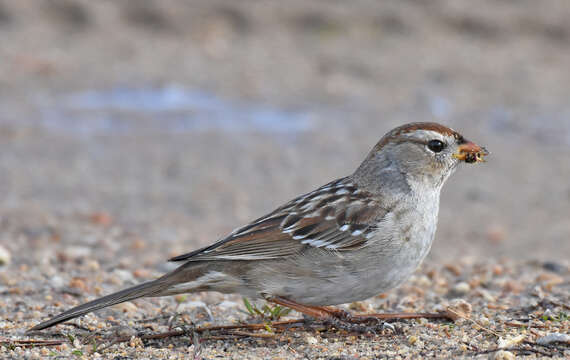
536;333;570;346
49;275;65;288
305;335;318;345
452;282;471;295
0;246;11;266
493;350;515;360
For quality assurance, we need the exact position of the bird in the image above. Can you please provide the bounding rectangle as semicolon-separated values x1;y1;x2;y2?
30;122;488;331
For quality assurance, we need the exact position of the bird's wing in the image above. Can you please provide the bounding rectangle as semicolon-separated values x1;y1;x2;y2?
170;177;387;262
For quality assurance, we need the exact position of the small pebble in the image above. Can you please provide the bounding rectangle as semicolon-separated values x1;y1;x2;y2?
492;265;503;276
305;335;318;345
90;212;113;226
542;308;554;319
498;334;525;348
536;332;570;345
416;275;432;287
133;269;150;278
86;260;100;271
446;299;472;321
444;264;462;276
492;350;515;360
63;246;91;259
69;278;87;291
111;269;135;284
452;282;471;295
536;273;564;291
478;315;490;326
0;246;11;266
542;261;566;274
50;275;64;288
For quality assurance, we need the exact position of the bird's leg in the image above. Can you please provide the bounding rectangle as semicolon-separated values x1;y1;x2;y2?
267;296;336;320
267;296;394;334
267;296;453;333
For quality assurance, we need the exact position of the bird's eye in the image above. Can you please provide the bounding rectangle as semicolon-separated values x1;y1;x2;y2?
427;140;445;153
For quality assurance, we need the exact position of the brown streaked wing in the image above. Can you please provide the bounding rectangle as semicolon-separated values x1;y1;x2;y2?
169;177;384;262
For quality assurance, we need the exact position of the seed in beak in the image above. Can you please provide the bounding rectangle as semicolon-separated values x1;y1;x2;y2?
453;141;488;163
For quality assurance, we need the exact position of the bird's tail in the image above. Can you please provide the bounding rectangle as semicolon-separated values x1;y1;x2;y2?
29;279;170;331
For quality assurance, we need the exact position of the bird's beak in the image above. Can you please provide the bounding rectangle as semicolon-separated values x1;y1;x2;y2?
453;140;489;164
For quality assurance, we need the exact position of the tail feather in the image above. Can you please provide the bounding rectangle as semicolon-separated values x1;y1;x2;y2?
29;280;167;331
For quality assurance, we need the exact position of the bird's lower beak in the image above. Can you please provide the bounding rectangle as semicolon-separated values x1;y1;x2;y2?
453;141;489;164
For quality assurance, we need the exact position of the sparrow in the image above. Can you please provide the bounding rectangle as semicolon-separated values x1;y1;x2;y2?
30;122;488;331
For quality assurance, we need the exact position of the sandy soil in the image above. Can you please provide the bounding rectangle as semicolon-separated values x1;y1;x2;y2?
0;0;569;358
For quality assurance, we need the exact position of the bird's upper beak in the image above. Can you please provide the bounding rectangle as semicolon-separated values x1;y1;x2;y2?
453;140;489;164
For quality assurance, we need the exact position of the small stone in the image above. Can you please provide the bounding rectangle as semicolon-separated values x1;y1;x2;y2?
86;260;100;271
543;308;554;319
90;212;113;226
69;278;87;291
542;261;567;274
349;301;372;312
536;273;564;291
63;246;91;259
50;275;65;289
498;334;525;348
492;350;515;360
492;265;504;276
111;269;135;284
416;275;432;287
0;246;11;266
305;335;318;345
444;264;462;276
445;299;472;321
452;282;471;295
536;333;570;345
133;269;150;279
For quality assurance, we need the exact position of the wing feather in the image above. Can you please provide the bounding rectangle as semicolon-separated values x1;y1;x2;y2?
169;177;385;262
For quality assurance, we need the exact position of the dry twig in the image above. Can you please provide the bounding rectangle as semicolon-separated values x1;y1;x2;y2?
0;338;64;348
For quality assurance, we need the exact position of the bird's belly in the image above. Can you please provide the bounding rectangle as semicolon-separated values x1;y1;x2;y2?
255;231;435;306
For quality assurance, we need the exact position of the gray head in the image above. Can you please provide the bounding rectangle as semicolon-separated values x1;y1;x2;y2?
353;122;488;193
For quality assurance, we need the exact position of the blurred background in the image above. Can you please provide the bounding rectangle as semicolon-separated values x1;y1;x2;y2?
1;0;569;272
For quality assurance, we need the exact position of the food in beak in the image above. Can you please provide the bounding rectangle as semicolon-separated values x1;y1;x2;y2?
453;141;489;164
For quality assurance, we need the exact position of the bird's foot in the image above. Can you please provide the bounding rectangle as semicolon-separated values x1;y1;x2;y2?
268;296;403;334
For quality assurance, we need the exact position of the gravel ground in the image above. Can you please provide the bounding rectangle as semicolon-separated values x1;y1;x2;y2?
1;0;569;358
